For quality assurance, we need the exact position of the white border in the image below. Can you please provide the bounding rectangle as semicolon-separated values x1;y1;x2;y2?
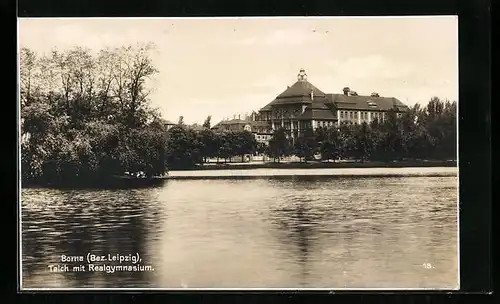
455;15;460;289
17;16;460;292
19;16;457;20
17;16;23;292
21;287;458;291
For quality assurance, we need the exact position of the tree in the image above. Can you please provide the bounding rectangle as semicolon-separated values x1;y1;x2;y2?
203;115;212;129
338;125;357;160
267;128;291;163
352;122;372;162
230;131;257;162
19;47;42;108
20;44;167;184
217;132;234;162
199;129;218;162
166;125;201;169
256;142;267;155
314;126;340;162
294;127;316;162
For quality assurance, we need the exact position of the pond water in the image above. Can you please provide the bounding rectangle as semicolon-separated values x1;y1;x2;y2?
21;167;459;289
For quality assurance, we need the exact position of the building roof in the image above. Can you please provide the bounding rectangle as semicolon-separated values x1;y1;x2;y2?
257;69;410;122
211;118;272;132
263;80;327;108
212;118;248;127
276;80;327;99
327;94;409;112
164;120;176;125
211;118;251;130
298;108;337;120
259;102;273;112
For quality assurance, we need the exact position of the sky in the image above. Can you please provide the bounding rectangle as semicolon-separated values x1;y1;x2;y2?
18;17;458;125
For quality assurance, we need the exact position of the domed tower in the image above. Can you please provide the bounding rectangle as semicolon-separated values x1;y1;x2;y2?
297;68;308;82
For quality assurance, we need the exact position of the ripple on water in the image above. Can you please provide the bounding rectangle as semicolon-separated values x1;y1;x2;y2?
20;174;458;289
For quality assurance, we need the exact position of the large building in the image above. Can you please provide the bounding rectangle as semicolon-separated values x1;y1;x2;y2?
213;69;410;144
257;69;409;137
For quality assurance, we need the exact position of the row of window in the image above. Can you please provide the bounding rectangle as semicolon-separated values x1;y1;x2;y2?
339;110;385;120
317;121;335;128
339;111;357;119
256;135;271;140
340;121;357;126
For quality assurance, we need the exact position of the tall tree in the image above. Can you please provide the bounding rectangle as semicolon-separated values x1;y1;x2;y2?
267;128;291;163
199;129;218;163
20;44;167;184
166;125;201;169
203;115;212;129
19;47;41;108
217;132;234;163
234;131;257;162
294;127;316;163
352;122;372;162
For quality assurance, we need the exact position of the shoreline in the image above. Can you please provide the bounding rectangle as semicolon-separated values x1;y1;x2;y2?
175;160;457;171
21;160;457;189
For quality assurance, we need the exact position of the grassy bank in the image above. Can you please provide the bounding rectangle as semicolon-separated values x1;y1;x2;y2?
177;159;457;171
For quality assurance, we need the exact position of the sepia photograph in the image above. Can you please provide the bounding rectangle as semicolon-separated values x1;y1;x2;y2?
18;16;458;290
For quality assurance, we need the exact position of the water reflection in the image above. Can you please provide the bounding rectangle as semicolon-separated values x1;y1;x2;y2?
21;173;459;289
22;188;164;288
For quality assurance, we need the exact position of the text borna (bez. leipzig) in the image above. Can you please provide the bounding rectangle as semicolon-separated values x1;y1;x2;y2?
60;253;141;264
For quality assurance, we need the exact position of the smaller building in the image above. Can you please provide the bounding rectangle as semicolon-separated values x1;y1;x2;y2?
212;117;273;145
329;89;409;126
163;120;177;131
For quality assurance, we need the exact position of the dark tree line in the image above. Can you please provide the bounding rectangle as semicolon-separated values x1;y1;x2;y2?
20;44;170;184
165;126;258;169
20;44;260;183
267;97;457;163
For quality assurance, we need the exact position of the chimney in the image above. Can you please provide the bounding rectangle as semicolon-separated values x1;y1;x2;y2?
343;87;350;95
238;114;240;119
370;92;380;97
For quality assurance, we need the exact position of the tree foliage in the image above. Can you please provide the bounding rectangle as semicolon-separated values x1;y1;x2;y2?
267;128;292;162
20;43;457;184
303;98;456;162
20;44;168;184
